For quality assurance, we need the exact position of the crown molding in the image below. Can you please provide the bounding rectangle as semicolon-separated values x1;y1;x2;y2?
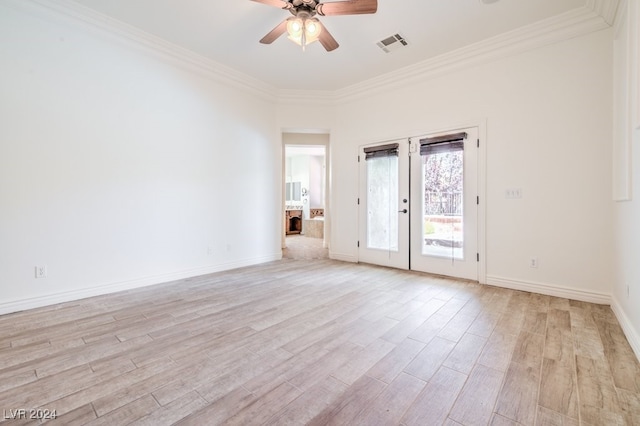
5;0;278;101
6;0;617;106
331;5;611;103
276;89;337;106
588;0;621;25
612;0;628;36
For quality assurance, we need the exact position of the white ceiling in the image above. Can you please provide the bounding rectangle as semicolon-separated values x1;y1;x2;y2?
69;0;588;91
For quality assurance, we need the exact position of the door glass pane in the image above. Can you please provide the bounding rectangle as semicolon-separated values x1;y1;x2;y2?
367;156;399;251
422;148;464;259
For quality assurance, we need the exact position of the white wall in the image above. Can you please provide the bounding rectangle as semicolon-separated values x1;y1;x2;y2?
329;29;614;300
0;2;281;312
277;101;335;135
612;0;640;358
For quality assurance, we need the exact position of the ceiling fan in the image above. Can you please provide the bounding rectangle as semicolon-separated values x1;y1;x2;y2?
251;0;378;52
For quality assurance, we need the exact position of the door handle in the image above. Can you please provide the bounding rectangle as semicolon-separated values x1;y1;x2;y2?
398;209;408;213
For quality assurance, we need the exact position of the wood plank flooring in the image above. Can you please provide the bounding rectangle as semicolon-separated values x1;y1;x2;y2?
0;259;639;425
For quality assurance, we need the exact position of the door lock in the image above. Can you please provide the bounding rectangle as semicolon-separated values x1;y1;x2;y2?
398;209;408;213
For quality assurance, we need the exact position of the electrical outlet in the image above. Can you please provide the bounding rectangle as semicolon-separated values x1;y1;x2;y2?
35;265;47;278
207;246;213;255
505;188;522;199
529;257;538;268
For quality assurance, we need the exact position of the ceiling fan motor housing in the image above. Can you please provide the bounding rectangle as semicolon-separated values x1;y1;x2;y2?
293;0;318;7
287;0;320;17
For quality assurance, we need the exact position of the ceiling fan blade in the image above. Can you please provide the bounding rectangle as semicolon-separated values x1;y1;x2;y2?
318;22;339;51
260;19;288;44
316;0;377;16
250;0;289;8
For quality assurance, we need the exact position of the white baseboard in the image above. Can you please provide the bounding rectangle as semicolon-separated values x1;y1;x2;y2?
329;252;357;263
611;297;640;362
0;252;282;316
486;275;611;305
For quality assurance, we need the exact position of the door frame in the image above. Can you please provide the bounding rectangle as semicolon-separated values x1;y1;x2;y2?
357;120;487;284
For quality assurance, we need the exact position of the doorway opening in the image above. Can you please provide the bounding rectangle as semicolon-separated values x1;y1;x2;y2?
283;133;330;259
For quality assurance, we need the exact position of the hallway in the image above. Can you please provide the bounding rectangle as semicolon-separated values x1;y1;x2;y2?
282;235;329;260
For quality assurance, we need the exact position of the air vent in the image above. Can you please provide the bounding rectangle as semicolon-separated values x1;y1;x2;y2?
376;33;408;53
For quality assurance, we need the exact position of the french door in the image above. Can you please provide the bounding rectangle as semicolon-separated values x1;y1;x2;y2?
358;127;479;281
358;140;410;269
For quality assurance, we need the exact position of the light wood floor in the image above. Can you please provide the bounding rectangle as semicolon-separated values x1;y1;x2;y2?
1;259;639;425
282;235;329;260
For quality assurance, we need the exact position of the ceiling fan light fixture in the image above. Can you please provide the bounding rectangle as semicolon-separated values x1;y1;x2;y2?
253;0;377;52
287;17;303;35
286;15;322;51
306;19;320;36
